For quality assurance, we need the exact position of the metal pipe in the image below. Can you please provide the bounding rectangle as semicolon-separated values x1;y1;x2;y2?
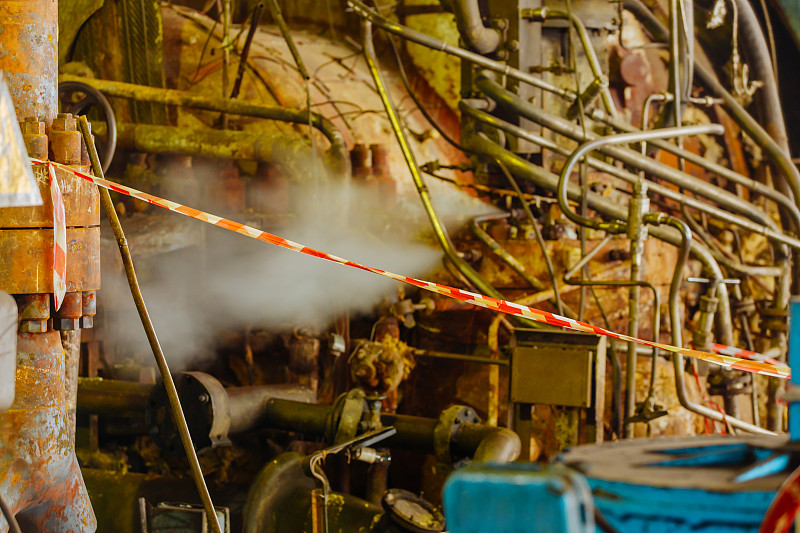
60;75;350;177
112;122;312;165
453;425;521;463
0;0;58;122
556;124;724;232
497;160;565;316
461;101;784;241
663;216;774;435
360;19;535;326
622;0;800;206
444;0;503;54
77;117;223;533
469;212;575;318
477;77;800;249
346;0;575;99
76;378;152;417
589;108;800;228
526;7;617;117
462;132;741;346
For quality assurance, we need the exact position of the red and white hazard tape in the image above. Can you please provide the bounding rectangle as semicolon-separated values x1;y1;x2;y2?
48;164;67;311
31;158;791;380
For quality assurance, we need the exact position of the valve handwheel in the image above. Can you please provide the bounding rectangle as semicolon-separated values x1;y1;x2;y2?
58;80;117;173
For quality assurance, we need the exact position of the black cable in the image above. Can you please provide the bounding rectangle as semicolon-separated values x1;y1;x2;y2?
0;494;21;533
384;28;475;154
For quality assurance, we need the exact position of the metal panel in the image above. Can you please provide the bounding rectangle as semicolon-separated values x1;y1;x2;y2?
511;344;593;406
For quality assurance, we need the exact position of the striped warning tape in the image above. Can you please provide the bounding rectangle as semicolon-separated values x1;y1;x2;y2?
710;343;789;370
31;158;791;380
48;163;67;311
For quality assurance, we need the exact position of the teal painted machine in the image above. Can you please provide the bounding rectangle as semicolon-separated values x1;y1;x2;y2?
442;299;800;533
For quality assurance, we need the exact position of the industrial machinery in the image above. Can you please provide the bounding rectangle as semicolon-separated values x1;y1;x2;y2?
2;0;800;531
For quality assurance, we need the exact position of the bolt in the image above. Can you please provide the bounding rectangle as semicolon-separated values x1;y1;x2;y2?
19;320;47;334
52;112;76;132
506;39;520;52
20;118;44;135
80;316;94;329
198;394;210;404
52;318;80;331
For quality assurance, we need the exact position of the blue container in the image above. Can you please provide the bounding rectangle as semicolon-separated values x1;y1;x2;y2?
443;463;595;533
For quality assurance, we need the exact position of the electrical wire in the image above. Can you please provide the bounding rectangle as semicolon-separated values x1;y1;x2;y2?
384;28;474;154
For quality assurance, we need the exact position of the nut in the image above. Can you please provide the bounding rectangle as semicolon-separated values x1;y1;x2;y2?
52;318;80;331
19;320;48;334
52;113;77;132
20;118;45;135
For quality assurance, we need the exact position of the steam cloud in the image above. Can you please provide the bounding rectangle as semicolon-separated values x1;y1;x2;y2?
102;167;497;370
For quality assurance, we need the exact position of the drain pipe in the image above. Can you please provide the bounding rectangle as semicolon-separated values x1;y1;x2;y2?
441;0;503;54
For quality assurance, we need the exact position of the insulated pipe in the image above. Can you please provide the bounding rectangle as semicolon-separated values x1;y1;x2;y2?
477;77;800;249
112;122;312;165
460;101;792;241
58;75;350;178
443;0;503;54
346;0;575;99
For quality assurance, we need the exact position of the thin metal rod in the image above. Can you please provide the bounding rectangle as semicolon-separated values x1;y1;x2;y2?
347;0;575;100
266;0;308;80
76;117;222;533
230;2;264;99
411;348;509;366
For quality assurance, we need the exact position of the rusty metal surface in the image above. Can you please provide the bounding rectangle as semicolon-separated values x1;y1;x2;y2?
0;1;58;123
0;163;100;228
0;227;101;294
0;331;95;531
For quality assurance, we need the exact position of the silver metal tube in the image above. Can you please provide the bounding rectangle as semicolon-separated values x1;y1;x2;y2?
590;108;800;227
446;0;503;54
461;101;795;243
477;77;800;248
556;124;725;232
663;217;774;435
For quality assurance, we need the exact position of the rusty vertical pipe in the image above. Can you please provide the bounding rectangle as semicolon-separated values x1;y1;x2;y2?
0;0;58;123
